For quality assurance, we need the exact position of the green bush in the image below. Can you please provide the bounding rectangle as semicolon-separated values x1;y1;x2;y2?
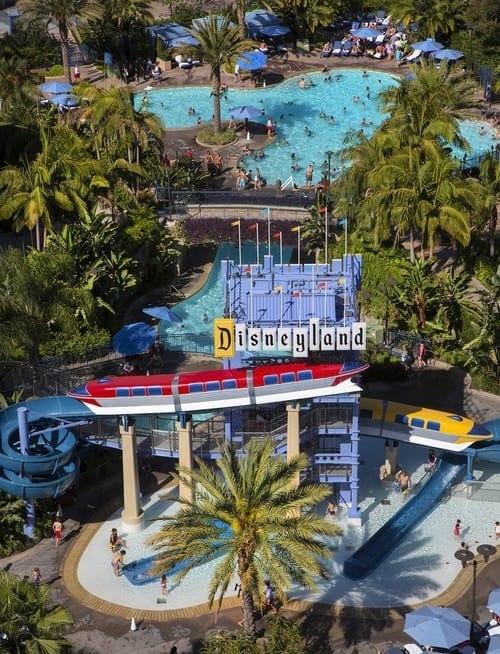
362;351;408;382
197;127;236;145
45;64;65;77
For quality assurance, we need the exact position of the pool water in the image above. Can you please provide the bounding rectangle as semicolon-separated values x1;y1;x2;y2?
137;70;498;185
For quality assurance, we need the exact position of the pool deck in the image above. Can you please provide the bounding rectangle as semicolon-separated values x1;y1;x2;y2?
3;364;499;653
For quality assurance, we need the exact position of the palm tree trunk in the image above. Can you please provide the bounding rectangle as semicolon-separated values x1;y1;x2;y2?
236;0;246;40
212;71;222;133
240;588;256;635
58;21;72;83
489;205;497;258
409;226;415;263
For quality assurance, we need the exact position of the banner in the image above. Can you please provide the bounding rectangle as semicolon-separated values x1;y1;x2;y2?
214;318;235;358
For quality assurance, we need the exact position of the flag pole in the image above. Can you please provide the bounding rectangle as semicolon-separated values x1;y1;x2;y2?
267;208;271;256
297;226;301;267
238;220;242;268
279;231;282;267
256;222;260;266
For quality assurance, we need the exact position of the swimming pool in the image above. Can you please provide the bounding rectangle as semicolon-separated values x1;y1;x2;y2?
137;70;498;185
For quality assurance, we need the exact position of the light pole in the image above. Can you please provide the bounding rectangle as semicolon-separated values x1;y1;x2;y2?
471;559;477;621
324;150;333;265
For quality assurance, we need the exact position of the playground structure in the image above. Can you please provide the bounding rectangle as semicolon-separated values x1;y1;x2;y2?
0;247;497;576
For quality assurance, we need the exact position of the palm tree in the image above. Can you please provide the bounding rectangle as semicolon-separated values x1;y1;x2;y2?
387;0;463;40
18;0;103;83
149;439;341;636
190;16;252;133
0;570;73;653
103;0;154;66
388;258;437;331
479;153;500;259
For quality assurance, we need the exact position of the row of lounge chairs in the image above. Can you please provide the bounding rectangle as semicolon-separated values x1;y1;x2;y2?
320;40;362;57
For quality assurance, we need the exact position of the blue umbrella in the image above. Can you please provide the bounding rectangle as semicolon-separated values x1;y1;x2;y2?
192;15;235;30
433;48;464;61
39;81;73;95
49;93;79;107
236;50;267;71
411;37;444;53
488;588;500;614
352;27;383;40
489;635;500;654
259;24;290;37
112;322;157;355
169;35;199;47
404;606;471;649
228;105;264;120
142;306;182;323
245;9;281;25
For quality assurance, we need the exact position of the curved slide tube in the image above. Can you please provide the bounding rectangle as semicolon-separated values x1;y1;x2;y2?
343;453;465;580
0;396;93;500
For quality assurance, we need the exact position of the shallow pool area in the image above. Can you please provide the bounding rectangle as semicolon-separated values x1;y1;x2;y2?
77;435;500;611
137;70;498;185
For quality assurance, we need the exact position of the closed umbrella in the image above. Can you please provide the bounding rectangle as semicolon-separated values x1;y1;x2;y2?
142;306;182;323
404;606;471;650
39;81;73;94
236;50;267;70
433;48;464;61
487;588;500;614
259;24;290;37
411;38;444;53
228;105;264;120
112;322;157;355
352;27;384;40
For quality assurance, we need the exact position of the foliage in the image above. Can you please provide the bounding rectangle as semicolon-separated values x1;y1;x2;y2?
0;492;29;556
201;631;260;654
265;614;306;654
0;18;60;69
45;64;65;77
148;439;341;636
197;127;237;145
40;325;111;359
362;351;408;382
0;570;73;653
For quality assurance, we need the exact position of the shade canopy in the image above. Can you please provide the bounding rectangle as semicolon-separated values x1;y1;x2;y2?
433;48;464;61
404;606;471;650
39;80;73;95
169;34;199;47
245;9;281;38
259;24;290;37
411;37;444;52
142;306;182;323
49;93;79;107
228;105;263;120
112;322;157;355
147;22;192;47
192;15;235;30
352;27;384;40
236;50;267;70
488;588;500;614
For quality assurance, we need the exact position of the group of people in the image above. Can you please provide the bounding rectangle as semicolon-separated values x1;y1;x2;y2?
401;340;433;371
203;150;224;176
235;166;265;190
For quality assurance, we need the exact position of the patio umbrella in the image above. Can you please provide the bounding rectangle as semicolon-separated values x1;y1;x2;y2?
352;27;384;40
49;93;79;107
169;34;199;47
192;15;235;29
433;48;464;61
488;588;500;614
404;606;471;650
411;38;444;53
112;322;157;355
142;306;182;323
39;80;73;95
489;635;500;654
236;50;267;70
228;105;264;120
259;24;290;37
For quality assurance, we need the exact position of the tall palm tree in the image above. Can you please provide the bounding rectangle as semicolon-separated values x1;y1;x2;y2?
387;0;463;40
479;154;500;259
0;570;73;653
103;0;154;66
17;0;103;82
149;439;341;636
190;16;252;133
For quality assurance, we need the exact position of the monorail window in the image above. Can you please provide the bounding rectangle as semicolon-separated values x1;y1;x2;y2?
188;383;203;393
395;414;409;425
360;408;373;419
427;421;440;431
132;388;146;396
298;370;313;381
149;387;162;396
206;381;220;391
411;417;425;428
222;379;237;389
281;372;295;383
116;388;130;397
264;374;279;385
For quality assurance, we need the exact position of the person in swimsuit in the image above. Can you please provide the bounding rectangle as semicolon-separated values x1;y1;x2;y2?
52;518;63;547
111;550;126;576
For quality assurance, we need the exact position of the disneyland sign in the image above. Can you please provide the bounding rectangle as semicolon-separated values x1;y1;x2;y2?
214;319;366;358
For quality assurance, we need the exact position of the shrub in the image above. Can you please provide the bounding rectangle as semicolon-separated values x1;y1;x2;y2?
45;64;65;77
197;127;236;146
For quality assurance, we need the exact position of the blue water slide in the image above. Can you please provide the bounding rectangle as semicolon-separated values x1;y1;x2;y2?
0;396;93;499
343;454;465;580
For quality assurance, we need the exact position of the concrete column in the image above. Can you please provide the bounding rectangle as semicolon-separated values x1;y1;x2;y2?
120;420;144;533
384;439;399;478
286;402;301;487
176;414;193;503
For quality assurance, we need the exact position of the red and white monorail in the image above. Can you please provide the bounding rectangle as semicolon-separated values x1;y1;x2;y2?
67;362;368;415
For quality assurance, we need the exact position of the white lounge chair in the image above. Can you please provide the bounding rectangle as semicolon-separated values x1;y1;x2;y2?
406;48;421;63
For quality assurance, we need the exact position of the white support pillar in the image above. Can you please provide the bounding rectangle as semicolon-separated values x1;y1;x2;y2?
286;402;301;487
120;420;144;533
176;414;193;503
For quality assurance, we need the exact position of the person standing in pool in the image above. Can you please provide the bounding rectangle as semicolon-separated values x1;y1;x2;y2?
160;573;167;596
305;165;314;187
111;549;126;576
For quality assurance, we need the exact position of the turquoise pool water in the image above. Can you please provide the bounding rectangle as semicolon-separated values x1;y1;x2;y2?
137;70;498;185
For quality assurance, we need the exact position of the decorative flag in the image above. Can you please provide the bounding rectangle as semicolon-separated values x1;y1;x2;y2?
273;286;283;293
272;232;281;239
231;220;240;227
291;225;300;232
249;223;258;230
292;291;301;297
318;281;327;289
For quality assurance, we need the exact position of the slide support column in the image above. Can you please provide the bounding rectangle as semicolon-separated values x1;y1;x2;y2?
287;402;301;488
120;417;144;533
176;413;193;503
18;407;35;539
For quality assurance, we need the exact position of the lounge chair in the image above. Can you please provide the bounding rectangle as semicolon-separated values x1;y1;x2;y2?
320;42;333;57
331;41;343;56
341;41;353;56
405;48;421;64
